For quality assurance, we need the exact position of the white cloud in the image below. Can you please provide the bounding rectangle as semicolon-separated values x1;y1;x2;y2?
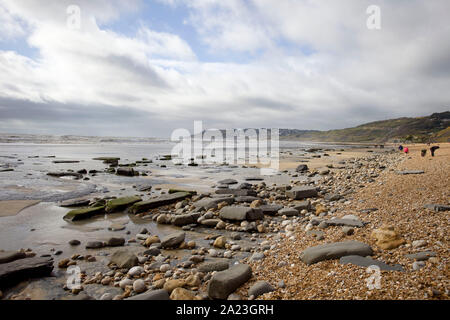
0;0;449;137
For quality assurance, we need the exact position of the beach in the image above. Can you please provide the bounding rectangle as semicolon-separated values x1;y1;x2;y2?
0;140;448;300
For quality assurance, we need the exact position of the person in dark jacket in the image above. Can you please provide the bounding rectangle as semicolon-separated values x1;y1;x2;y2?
430;146;440;157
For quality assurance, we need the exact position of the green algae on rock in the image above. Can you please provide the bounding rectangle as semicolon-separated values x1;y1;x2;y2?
63;206;105;221
105;196;142;213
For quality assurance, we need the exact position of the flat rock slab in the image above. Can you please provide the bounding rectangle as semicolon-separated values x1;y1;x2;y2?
171;213;201;226
286;186;318;200
109;249;139;269
299;241;373;265
207;264;252;299
325;218;365;228
194;197;235;210
423;204;450;212
59;198;90;208
129;192;191;214
405;251;437;261
339;255;403;271
219;206;264;221
218;179;238;185
161;232;185;249
63;206;105;222
396;170;424;175
234;196;261;203
126;289;170;300
0;251;27;264
244;177;264;181
105;196;142;213
248;281;275;298
0;257;54;289
215;189;257;196
259;204;283;215
198;260;229;273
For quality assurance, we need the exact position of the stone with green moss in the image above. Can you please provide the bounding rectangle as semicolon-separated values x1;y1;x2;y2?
63;206;105;221
105;196;142;213
129;192;191;214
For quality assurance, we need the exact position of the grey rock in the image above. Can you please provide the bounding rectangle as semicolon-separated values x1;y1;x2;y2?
85;241;105;249
299;241;373;265
218;179;238;185
198;260;229;273
248;281;275;298
68;240;81;246
171;213;200;226
293;201;310;211
219;206;264;221
194;197;235;210
207;264;252;299
295;164;308;172
161;232;185;249
109;249;139;269
215;189;257;196
0;251;27;264
234;196;261;203
0;257;54;288
286;186;318;200
412;261;426;271
249;252;265;262
325;218;365;228
126;289;170;300
259;204;283;215
277;207;299;217
405;251;436;261
106;237;125;247
423;204;450;212
396;170;424;175
324;193;342;201
339;255;403;271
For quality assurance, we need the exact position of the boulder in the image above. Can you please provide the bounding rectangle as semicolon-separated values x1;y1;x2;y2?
116;167;135;176
129;192;192;214
259;204;283;215
219;206;264;221
299;241;373;265
207;264;252;299
286;186;318;200
0;257;54;288
63;206;105;221
161;232;185;249
371;225;405;250
339;255;403;271
0;251;27;264
193;197;234;210
198;260;229;273
248;281;275;298
105;196;142;213
109;249;139;269
106;237;125;247
126;289;170;300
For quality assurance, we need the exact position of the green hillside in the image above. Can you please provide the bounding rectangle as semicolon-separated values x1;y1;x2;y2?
281;111;450;143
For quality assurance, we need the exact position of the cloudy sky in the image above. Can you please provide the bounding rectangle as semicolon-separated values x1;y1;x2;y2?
0;0;449;137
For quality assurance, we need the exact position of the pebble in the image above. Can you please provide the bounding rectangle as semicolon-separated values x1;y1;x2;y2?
128;266;144;277
133;279;147;293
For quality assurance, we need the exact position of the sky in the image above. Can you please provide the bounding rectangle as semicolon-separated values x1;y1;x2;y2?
0;0;449;137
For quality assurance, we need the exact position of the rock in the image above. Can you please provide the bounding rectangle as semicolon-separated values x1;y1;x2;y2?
193;197;235;210
216;189;257;196
339;255;403;271
126;289;170;300
85;241;104;249
412;261;426;271
129;192;192;214
100;293;114;300
59;198;91;207
213;236;227;248
144;236;160;247
47;172;82;179
259;204;283;215
277;207;299;217
119;278;134;289
200;219;221;227
396;170;424;175
227;293;242;300
218;179;238;185
325;218;365;228
198;260;229;273
143;248;161;257
342;226;354;236
161;232;185;249
286;186;318;200
324;193;342;201
248;281;275;298
68;240;81;246
106;237;125;247
163;279;186;293
219;206;264;221
133;279;147;293
423;204;450;212
116;167;135;176
172;213;200;226
293;201;310;211
108;223;126;231
371;225;405;250
207;264;252;299
105;196;141;213
0;257;54;288
63;206;105;221
412;240;427;248
128;266;144;277
170;287;196;300
299;241;373;265
109;249;139;269
0;251;27;264
295;164;308;172
235;196;261;203
249;252;265;262
405;251;437;261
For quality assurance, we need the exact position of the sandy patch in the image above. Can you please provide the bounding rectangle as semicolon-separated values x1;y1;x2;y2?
0;200;41;217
